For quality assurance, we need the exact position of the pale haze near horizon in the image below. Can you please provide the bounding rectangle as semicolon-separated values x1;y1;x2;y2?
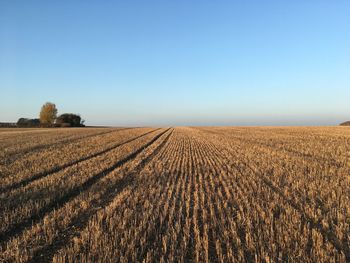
1;1;349;126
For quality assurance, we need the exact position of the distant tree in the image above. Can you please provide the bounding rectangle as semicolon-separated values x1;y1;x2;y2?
0;122;16;128
56;113;84;127
340;121;350;126
16;118;28;127
39;102;57;125
17;118;40;127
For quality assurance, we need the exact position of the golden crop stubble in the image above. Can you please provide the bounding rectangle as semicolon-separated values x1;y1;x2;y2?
0;128;157;238
195;127;349;261
1;126;349;262
53;129;177;262
0;128;167;262
0;128;141;188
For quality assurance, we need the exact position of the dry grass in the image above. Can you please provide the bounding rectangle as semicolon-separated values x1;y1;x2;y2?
0;126;349;262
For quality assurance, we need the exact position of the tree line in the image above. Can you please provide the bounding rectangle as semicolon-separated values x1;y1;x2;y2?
17;102;85;128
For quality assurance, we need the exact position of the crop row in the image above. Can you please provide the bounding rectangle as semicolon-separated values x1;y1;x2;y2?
1;127;349;262
0;128;173;262
52;127;348;262
0;129;167;244
196;127;350;261
0;128;118;160
0;128;151;190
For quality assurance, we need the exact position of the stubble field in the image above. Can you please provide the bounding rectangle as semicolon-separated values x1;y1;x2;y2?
0;126;349;262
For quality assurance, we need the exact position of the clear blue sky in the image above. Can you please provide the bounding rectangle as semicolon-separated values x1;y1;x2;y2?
1;1;349;126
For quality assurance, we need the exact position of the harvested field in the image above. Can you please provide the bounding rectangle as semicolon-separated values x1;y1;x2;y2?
0;126;350;262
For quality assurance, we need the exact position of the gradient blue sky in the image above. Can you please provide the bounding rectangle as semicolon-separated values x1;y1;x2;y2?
1;1;349;126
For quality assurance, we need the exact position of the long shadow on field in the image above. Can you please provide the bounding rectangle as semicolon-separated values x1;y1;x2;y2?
0;128;170;246
29;129;174;262
226;151;350;261
192;133;350;261
258;175;350;261
1;128;160;193
200;128;342;167
2;128;130;165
